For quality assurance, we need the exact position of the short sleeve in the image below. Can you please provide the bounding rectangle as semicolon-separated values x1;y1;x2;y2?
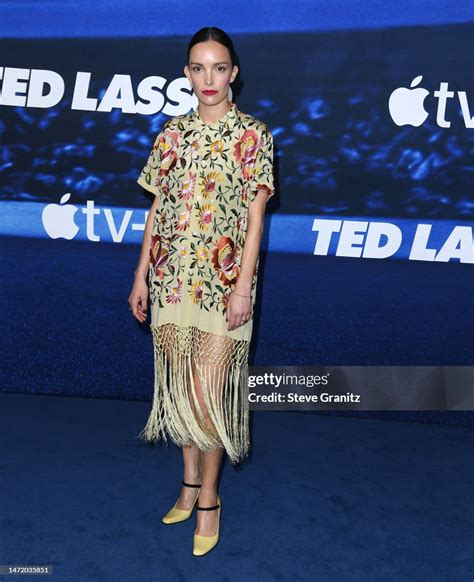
137;120;173;196
249;126;275;203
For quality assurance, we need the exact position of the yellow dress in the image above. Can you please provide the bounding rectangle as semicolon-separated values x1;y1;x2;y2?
136;102;274;464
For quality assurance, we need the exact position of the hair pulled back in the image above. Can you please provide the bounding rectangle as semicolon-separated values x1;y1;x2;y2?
187;27;238;68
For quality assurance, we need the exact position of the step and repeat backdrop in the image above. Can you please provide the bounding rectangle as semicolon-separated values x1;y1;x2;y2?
1;2;473;420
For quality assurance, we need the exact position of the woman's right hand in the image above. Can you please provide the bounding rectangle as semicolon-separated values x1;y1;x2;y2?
128;276;149;323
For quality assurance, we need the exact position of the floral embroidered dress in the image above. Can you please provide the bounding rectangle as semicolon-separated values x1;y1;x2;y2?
136;102;274;464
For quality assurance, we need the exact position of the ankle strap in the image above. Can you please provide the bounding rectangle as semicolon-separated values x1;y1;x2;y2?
196;503;220;511
182;480;201;488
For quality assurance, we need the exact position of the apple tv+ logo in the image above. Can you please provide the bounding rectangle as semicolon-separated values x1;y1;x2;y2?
42;193;79;240
388;75;474;128
41;193;146;242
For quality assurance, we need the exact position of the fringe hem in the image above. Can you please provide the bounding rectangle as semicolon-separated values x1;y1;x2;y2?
136;323;251;465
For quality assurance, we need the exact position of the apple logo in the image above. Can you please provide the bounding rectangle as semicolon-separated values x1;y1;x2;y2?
42;193;79;239
388;75;430;127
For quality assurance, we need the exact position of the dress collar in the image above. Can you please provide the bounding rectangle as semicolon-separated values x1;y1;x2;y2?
191;101;238;132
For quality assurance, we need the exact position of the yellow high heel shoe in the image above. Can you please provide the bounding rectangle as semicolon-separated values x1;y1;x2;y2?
162;481;201;525
192;495;221;556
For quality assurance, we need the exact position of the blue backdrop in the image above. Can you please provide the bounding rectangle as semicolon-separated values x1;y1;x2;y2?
1;2;473;423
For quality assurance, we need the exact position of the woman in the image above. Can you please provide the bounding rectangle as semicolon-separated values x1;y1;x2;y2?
128;26;274;556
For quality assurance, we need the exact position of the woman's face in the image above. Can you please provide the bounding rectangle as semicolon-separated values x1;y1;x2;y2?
185;40;238;106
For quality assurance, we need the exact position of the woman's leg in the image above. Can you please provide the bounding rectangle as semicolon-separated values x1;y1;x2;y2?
175;348;203;510
191;332;230;535
196;447;223;536
174;342;225;524
174;444;202;510
175;346;225;519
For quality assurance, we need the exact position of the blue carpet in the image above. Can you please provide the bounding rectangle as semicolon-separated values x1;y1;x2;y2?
1;392;472;581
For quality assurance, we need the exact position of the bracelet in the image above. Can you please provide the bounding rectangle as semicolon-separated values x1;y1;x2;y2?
233;290;251;298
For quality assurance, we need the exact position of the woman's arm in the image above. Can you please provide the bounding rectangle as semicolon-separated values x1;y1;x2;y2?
227;189;269;330
128;195;160;322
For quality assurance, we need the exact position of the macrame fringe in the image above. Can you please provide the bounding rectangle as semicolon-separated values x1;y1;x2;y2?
137;323;251;465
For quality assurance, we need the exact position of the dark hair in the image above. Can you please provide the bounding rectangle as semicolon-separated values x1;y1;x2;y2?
187;27;238;68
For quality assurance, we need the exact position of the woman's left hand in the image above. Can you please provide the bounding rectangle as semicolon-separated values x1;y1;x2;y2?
226;291;252;331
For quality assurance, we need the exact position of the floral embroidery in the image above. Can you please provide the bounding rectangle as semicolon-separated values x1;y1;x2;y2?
236;214;246;232
159;131;179;175
189;279;205;304
176;204;192;231
211;236;240;287
195;245;209;262
137;102;274;315
157;208;169;229
198;203;217;230
234;129;259;180
177;243;188;259
201;172;222;197
165;278;183;304
179;171;196;200
150;234;171;280
221;289;231;310
211;140;224;154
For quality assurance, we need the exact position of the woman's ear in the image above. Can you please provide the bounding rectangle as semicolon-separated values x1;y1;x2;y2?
184;66;194;90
